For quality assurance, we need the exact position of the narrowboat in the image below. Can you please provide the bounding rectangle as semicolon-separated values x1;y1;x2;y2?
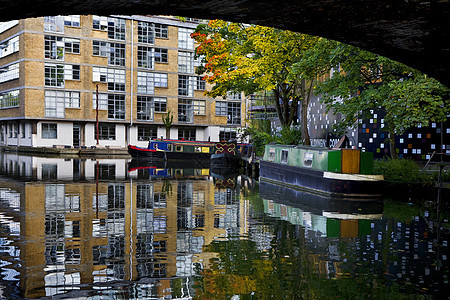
128;139;250;167
259;144;384;200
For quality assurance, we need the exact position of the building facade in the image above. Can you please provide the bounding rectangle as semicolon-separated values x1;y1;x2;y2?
0;15;245;150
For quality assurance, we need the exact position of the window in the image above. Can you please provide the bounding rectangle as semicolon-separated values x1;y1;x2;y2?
107;17;126;40
178;28;194;50
0;63;19;83
154;48;168;63
178;127;196;141
138;21;154;44
193;100;206;115
268;148;275;162
196;76;205;90
95;123;115;140
138;125;157;141
64;38;80;54
108;43;126;66
64;65;80;80
227;102;241;125
21;123;26;138
219;128;237;142
215;101;227;116
137;96;154;121
154;97;167;112
93;67;125;91
178;75;194;97
0;90;19;108
137;72;154;94
64;15;80;27
93;15;108;31
178;51;194;73
137;46;154;69
155;24;168;38
44;64;64;87
45;90;80;117
0;36;19;59
227;92;242;101
42;123;57;139
44;35;64;60
107;94;125;120
281;149;289;164
153;73;167;88
0;20;19;34
44;16;64;33
93;93;125;120
93;41;108;56
178;99;193;123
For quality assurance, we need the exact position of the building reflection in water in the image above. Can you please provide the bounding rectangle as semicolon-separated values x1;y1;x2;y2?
0;152;447;298
0;153;249;298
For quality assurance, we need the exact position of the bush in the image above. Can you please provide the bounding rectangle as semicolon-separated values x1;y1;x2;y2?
373;158;434;185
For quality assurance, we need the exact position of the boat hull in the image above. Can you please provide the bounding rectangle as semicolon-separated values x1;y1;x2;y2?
259;160;384;200
127;145;164;160
211;152;241;168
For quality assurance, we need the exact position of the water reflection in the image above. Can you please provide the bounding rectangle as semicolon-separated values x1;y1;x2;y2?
0;153;448;299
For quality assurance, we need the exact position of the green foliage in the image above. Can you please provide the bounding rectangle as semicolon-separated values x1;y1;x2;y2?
278;127;302;145
373;158;433;185
243;126;302;156
162;110;173;129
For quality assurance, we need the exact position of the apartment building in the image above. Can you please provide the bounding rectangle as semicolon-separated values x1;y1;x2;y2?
0;15;245;150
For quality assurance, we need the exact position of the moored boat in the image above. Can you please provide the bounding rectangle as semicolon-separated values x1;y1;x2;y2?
259;144;384;200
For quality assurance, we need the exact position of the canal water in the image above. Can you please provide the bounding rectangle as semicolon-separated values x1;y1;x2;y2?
0;153;448;299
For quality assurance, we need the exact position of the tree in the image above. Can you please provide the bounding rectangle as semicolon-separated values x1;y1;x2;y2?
191;20;324;145
302;41;450;158
162;110;174;139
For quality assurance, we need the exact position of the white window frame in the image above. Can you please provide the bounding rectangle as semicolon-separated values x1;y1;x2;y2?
154;73;168;88
178;28;194;50
0;63;19;83
137;71;154;95
0;36;19;59
178;51;194;73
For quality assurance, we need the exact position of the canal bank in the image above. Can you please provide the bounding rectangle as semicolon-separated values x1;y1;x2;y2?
1;145;130;158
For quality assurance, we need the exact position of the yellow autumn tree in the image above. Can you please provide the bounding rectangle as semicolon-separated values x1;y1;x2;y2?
191;20;325;145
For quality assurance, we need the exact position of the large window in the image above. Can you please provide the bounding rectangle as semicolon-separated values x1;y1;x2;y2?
42;123;57;139
178;127;196;141
155;24;168;38
178;99;193;123
137;72;154;94
93;67;125;92
178;51;194;73
45;90;80;117
178;28;194;50
93;16;125;41
0;90;19;109
154;48;168;63
138;21;154;44
44;35;64;60
196;76;205;90
44;16;64;33
178;75;194;97
95;123;116;140
227;102;241;125
93;41;108;56
107;18;126;40
137;96;154;121
138;125;157;141
219;128;237;142
154;73;168;88
108;43;126;66
0;63;19;83
45;64;80;87
137;46;154;69
93;93;125;120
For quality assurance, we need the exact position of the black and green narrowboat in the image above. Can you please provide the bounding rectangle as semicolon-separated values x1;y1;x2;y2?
259;145;384;199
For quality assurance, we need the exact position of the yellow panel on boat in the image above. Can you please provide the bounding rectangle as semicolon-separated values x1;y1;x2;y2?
201;147;210;153
341;149;360;174
340;220;358;238
201;169;209;175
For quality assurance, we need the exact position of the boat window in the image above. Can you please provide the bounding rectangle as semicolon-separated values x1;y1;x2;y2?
268;148;276;162
281;149;289;164
168;144;172;151
195;146;201;152
175;145;183;152
154;143;158;149
303;152;313;167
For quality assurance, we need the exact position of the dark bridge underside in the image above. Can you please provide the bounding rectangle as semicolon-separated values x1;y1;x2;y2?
1;0;449;87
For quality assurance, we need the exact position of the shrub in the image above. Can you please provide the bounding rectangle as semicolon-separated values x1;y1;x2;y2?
373;158;433;185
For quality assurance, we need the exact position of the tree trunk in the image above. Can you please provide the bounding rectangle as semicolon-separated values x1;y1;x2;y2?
300;79;314;146
166;127;170;140
388;124;397;159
